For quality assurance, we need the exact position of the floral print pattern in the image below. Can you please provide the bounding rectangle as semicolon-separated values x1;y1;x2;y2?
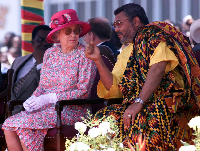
2;43;97;151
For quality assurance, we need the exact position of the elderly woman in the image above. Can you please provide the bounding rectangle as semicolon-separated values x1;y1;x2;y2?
2;9;96;151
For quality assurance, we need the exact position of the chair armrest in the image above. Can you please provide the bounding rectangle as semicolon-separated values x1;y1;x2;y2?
0;69;14;100
0;90;9;99
104;98;123;106
7;100;25;113
55;98;105;112
55;98;106;136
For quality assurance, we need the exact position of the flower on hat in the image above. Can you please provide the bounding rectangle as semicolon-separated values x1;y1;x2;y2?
63;13;71;22
49;13;71;29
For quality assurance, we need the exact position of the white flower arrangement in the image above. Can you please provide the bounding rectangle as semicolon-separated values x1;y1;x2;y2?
65;110;131;151
179;116;200;151
179;145;196;151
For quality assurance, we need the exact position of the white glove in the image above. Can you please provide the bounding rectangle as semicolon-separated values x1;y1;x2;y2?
23;93;58;112
23;95;37;112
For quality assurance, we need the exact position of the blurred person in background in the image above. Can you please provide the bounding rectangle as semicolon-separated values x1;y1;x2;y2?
0;51;10;74
182;15;194;37
190;19;200;49
84;17;117;64
0;32;15;53
189;19;200;65
7;36;22;65
109;27;122;54
0;32;16;73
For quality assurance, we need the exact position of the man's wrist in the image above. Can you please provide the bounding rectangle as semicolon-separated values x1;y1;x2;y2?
134;97;144;105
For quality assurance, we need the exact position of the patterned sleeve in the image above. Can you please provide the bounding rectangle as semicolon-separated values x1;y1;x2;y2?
56;53;97;100
33;45;97;100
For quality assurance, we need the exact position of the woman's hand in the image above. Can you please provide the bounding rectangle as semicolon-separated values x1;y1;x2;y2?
85;41;100;62
23;93;58;112
123;103;143;130
23;95;37;112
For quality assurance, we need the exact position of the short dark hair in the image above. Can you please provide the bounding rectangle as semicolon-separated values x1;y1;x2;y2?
88;17;112;40
114;3;149;25
32;25;52;40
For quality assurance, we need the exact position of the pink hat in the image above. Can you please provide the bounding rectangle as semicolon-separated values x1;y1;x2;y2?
47;9;91;43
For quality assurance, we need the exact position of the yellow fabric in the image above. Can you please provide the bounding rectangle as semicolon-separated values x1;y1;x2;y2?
21;0;44;9
22;50;32;56
22;33;32;42
97;44;133;99
21;19;42;24
97;41;184;99
150;41;184;88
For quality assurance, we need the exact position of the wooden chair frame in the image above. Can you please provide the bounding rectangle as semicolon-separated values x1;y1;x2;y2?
6;52;118;151
0;69;14;151
7;98;123;151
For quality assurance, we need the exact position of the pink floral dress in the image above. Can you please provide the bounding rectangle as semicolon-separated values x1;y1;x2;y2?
2;43;97;151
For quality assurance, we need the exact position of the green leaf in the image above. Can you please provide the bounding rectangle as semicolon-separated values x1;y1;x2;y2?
180;140;190;146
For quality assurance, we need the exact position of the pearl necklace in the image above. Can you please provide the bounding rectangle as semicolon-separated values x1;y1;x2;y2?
60;43;79;56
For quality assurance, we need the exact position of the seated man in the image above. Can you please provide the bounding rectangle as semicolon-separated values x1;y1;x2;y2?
86;3;200;150
11;25;53;114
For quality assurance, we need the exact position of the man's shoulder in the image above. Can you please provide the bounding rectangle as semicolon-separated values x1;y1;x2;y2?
11;54;32;69
15;54;32;60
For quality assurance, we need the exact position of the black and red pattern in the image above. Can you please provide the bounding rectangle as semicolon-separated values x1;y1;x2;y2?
95;22;200;150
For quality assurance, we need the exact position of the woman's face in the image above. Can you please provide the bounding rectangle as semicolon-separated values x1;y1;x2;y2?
59;24;80;49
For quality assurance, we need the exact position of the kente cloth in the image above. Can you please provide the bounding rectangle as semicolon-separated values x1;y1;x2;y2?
95;22;200;151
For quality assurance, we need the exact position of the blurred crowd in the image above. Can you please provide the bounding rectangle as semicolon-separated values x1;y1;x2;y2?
0;32;21;73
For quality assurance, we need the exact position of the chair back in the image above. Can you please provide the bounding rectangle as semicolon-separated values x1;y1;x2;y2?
0;69;13;151
193;49;200;66
0;69;13;123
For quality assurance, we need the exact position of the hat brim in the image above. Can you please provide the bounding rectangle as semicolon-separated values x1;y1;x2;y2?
190;19;200;43
46;21;91;43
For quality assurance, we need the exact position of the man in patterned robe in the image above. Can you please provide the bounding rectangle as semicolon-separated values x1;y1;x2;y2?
87;3;200;150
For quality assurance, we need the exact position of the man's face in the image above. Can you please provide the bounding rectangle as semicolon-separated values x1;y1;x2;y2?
32;29;53;64
113;11;136;44
32;29;53;53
